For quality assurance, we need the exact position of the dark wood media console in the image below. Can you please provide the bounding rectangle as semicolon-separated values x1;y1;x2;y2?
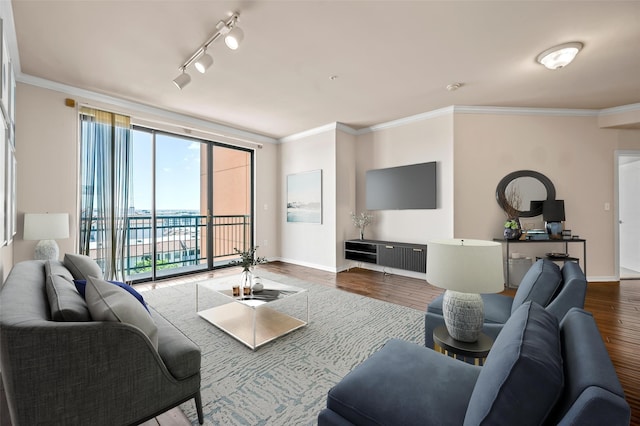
344;239;427;273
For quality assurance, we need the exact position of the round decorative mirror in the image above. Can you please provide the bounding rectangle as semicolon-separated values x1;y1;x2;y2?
496;170;555;218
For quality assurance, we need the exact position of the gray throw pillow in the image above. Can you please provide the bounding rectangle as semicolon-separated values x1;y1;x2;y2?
64;253;104;280
46;273;91;322
85;276;158;349
464;301;564;426
45;259;75;282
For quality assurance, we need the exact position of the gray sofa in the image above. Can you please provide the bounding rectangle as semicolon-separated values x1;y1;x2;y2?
0;258;203;425
319;302;631;425
425;259;587;352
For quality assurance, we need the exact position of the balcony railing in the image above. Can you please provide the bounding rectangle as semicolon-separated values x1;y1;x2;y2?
80;214;252;280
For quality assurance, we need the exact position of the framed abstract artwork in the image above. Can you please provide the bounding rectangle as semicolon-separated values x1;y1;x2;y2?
286;170;322;224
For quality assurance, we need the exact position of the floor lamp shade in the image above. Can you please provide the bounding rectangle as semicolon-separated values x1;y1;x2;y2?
427;239;504;342
23;213;70;260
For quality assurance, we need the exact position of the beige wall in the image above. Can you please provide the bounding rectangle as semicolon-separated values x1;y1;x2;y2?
335;128;357;270
13;83;79;264
454;112;640;280
279;128;337;271
356;113;455;245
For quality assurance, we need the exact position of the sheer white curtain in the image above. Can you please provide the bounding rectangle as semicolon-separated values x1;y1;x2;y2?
79;107;132;280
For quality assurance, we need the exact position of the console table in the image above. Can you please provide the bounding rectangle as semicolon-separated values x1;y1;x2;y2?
344;239;427;273
494;238;587;286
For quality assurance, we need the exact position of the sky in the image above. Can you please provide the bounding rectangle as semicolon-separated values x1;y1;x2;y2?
131;130;201;211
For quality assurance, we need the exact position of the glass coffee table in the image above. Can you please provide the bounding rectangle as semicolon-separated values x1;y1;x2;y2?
196;276;308;350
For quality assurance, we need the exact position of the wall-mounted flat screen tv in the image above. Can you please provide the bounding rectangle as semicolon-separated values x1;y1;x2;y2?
366;161;437;210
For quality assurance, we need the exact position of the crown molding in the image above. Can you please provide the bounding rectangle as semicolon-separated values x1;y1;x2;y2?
357;106;455;135
452;105;599;117
598;102;640;116
279;122;358;143
16;73;278;145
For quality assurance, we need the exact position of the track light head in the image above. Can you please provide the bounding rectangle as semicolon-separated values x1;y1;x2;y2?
225;26;244;50
195;52;213;73
173;71;191;89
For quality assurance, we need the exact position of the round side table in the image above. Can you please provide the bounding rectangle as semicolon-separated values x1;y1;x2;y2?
433;325;494;366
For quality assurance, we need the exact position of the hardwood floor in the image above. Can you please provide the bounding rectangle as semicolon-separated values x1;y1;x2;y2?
142;262;640;426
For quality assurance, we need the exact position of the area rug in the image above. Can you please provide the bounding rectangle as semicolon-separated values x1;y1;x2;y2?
142;272;425;425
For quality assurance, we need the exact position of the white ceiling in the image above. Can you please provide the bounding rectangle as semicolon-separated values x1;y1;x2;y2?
10;0;640;139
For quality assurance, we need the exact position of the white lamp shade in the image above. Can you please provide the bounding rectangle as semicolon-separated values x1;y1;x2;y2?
426;239;504;294
24;213;70;240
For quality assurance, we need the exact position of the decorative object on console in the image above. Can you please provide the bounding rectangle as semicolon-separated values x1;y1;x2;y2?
229;246;267;294
503;219;521;240
543;199;565;240
350;211;373;240
23;213;70;260
426;239;504;342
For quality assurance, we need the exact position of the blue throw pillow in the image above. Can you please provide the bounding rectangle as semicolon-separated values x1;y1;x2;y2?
74;279;149;313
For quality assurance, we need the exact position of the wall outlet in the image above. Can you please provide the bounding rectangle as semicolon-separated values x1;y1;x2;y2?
604;202;610;211
263;239;268;247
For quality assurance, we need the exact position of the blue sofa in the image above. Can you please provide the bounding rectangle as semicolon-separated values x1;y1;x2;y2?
318;302;630;425
425;259;587;351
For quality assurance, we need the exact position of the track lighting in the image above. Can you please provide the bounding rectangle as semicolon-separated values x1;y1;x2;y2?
195;50;213;74
173;69;191;90
225;26;244;50
173;11;244;88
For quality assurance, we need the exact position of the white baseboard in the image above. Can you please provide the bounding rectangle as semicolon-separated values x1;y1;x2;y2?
587;276;620;283
274;257;339;273
339;261;427;280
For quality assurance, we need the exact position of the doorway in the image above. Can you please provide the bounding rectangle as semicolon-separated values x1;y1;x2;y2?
616;150;640;279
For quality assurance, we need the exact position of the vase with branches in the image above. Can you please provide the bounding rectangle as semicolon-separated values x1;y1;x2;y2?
229;247;268;293
351;211;373;240
503;186;522;240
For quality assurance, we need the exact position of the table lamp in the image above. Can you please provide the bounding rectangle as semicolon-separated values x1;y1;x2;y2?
426;239;504;342
543;200;565;240
23;213;70;260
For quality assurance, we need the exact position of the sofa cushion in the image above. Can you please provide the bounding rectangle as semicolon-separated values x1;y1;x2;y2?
44;259;75;282
85;276;158;349
74;279;149;312
327;338;481;426
45;273;92;322
64;253;104;280
464;301;563;426
511;259;562;314
151;308;201;380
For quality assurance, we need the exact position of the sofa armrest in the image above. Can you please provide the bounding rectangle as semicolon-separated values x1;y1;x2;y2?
545;275;586;321
1;319;199;426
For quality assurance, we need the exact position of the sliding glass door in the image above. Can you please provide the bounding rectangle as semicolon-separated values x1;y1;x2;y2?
103;127;253;281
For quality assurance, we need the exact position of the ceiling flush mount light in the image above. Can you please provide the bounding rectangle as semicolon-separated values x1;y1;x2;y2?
536;42;583;70
446;82;463;91
173;11;243;88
